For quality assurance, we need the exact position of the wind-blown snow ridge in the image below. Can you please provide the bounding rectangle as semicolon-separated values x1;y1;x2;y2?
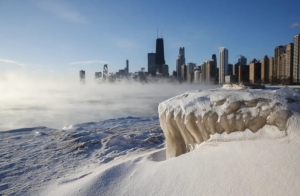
0;115;163;195
159;87;300;158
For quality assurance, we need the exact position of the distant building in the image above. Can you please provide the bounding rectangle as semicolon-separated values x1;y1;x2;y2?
212;54;217;69
269;57;274;84
126;59;129;74
181;64;187;81
80;70;85;84
194;68;201;84
205;60;216;83
228;64;233;75
162;64;169;77
233;62;240;82
261;56;269;84
176;47;185;80
238;55;247;65
103;64;108;80
274;45;286;82
155;38;165;73
201;62;206;82
187;62;196;83
95;72;102;79
293;34;300;84
239;65;249;83
148;53;156;76
225;75;236;84
249;59;261;84
219;48;228;84
284;43;294;85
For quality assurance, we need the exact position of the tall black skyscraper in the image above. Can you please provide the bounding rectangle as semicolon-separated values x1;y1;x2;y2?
212;54;217;68
155;38;165;73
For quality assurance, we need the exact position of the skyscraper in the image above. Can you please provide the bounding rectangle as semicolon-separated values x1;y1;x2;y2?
238;55;247;65
155;38;165;73
162;64;169;77
249;59;261;84
261;55;269;84
269;57;274;84
274;45;286;82
212;54;217;68
126;59;129;74
181;64;187;81
285;43;294;84
176;47;185;80
206;60;216;83
103;64;108;80
187;62;196;83
219;48;228;84
148;53;156;76
293;34;300;84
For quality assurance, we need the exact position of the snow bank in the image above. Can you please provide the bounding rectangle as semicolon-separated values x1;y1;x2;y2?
159;86;300;158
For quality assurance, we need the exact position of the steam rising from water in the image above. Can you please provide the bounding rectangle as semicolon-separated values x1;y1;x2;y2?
0;73;218;131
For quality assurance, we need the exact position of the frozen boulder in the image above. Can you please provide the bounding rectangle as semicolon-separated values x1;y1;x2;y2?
159;87;300;159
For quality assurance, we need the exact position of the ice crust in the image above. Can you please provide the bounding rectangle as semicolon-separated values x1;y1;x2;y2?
159;87;300;159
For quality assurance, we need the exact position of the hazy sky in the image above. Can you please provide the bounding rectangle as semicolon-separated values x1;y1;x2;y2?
1;0;300;78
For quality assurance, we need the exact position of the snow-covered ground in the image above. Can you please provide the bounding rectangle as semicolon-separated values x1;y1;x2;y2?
1;87;300;195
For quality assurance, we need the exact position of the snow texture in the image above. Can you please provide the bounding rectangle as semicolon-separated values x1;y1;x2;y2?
1;87;300;196
158;87;300;158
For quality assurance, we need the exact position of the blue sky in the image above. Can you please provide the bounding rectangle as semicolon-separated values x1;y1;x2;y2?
0;0;300;78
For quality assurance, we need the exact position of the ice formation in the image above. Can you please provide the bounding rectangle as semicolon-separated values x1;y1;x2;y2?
159;87;300;159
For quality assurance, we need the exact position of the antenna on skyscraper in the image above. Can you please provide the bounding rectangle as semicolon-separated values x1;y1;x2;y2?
161;30;163;38
157;27;158;38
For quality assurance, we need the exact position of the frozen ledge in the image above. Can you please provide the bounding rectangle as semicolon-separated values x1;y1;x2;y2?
158;87;300;159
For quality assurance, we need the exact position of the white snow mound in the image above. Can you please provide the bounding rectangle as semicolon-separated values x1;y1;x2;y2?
159;87;300;158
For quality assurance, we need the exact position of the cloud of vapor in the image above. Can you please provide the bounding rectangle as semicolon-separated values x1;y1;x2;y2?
291;23;300;28
0;73;219;131
32;0;87;24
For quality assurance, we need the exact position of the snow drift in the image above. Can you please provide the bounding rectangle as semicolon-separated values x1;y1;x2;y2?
159;87;299;159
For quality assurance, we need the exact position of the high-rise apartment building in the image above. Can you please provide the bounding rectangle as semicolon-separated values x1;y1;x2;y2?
274;45;286;82
238;65;249;83
249;59;261;84
219;48;228;84
238;55;247;65
148;53;156;76
293;34;300;84
269;57;274;84
205;60;216;83
201;62;206;82
233;62;240;77
261;56;269;84
284;43;294;84
155;38;165;73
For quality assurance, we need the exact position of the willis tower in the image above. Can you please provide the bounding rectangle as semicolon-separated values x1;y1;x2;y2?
155;38;165;74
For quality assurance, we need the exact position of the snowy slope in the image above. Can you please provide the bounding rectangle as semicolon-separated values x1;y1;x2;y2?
1;87;300;196
0;116;163;195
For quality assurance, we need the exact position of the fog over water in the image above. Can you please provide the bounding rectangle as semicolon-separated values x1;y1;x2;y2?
0;73;219;131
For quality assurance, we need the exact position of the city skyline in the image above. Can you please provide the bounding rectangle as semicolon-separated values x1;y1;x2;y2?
0;0;300;78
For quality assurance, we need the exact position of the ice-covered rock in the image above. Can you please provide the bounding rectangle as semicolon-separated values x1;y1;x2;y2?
159;87;300;159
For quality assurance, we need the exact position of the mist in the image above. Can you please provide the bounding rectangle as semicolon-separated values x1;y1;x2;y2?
0;73;219;131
